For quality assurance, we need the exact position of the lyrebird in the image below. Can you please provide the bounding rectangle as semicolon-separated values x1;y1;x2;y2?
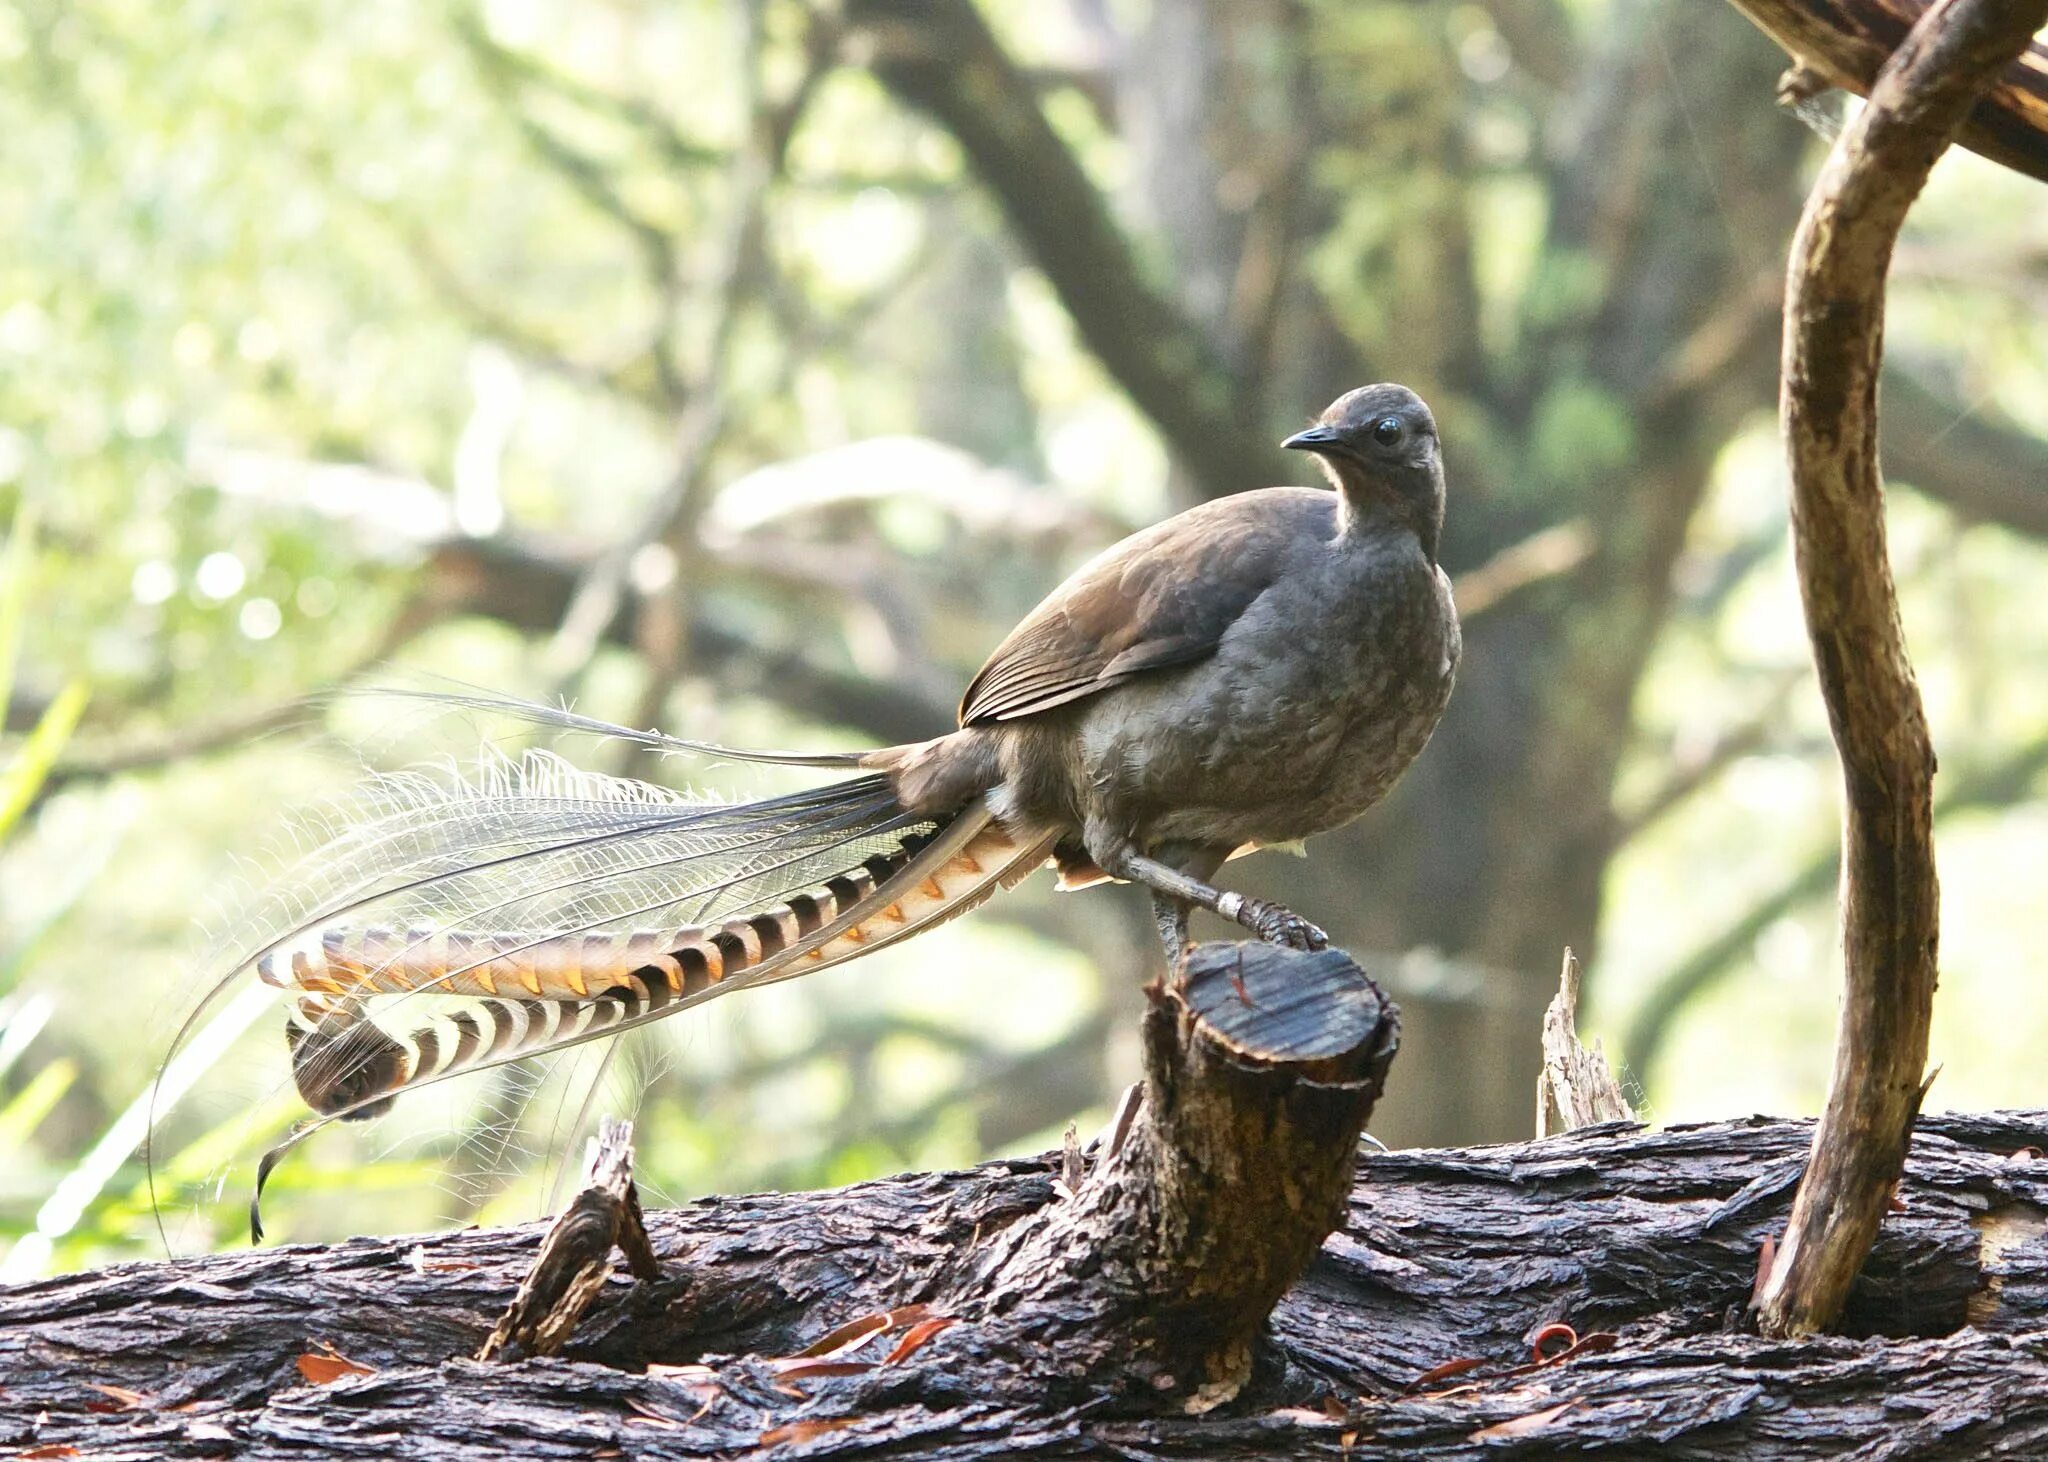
188;383;1459;1231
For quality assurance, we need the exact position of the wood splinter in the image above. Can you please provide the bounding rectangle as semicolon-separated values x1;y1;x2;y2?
1536;947;1638;1138
477;1115;661;1362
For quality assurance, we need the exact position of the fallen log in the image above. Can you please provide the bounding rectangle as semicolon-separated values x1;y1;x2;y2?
5;1095;2047;1455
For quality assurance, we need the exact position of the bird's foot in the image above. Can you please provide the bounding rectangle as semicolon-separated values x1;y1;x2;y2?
1235;897;1329;952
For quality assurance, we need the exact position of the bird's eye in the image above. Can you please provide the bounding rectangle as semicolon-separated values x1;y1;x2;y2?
1371;416;1404;446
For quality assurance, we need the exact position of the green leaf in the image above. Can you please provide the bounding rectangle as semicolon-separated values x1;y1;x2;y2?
0;679;89;844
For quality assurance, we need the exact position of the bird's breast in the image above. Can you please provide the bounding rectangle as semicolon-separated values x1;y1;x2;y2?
1075;541;1458;850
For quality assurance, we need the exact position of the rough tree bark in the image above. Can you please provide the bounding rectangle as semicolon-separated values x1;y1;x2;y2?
6;1107;2047;1456
1756;0;2048;1338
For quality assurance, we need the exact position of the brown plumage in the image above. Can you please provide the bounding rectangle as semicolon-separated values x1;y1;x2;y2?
872;381;1460;957
958;492;1327;726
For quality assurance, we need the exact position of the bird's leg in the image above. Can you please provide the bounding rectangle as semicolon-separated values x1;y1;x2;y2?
1110;850;1329;953
1151;891;1194;973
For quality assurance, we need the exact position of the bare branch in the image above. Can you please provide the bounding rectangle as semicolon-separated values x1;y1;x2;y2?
1755;0;2048;1340
1450;520;1595;621
388;217;665;410
1477;0;1579;92
540;7;837;691
40;593;448;793
427;535;953;743
458;21;681;295
449;11;726;171
1564;218;2048;547
1614;665;1807;843
1883;367;2048;540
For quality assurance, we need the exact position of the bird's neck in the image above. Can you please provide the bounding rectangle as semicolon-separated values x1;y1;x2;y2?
1324;460;1444;563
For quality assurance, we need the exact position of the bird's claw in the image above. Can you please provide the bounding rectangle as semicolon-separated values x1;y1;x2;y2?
1243;899;1329;952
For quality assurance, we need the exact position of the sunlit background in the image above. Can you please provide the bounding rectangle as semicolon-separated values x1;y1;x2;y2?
4;0;2047;1276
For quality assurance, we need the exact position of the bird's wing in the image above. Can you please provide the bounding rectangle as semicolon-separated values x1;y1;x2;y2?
959;488;1334;726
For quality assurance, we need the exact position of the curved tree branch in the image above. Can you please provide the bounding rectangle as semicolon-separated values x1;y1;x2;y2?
427;536;955;743
539;9;833;696
1756;0;2048;1339
1728;0;2048;183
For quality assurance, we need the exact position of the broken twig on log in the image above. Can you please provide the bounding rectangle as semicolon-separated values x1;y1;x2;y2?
477;1116;660;1362
1537;948;1638;1137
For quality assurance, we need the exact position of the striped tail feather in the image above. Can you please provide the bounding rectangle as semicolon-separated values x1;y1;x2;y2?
249;804;1047;1237
226;754;1051;1239
254;800;982;1005
277;804;1049;1124
147;692;1067;1242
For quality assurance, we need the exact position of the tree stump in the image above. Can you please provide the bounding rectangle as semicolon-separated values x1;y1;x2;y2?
934;942;1399;1409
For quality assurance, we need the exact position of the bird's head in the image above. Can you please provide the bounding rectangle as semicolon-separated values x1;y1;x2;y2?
1282;384;1445;561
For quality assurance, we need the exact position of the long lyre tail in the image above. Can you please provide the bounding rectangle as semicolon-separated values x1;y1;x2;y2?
277;801;1050;1122
248;796;1048;1238
166;694;1054;1239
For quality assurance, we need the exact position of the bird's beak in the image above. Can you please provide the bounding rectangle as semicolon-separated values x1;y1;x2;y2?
1281;424;1338;454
